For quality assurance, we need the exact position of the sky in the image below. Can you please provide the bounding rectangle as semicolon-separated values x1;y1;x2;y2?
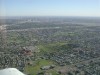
0;0;100;17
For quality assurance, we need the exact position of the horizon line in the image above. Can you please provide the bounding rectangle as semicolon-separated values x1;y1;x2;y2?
0;15;100;18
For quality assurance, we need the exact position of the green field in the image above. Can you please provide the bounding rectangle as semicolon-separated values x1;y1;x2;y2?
24;59;59;75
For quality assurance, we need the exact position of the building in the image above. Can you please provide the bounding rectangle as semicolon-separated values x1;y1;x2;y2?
21;46;39;56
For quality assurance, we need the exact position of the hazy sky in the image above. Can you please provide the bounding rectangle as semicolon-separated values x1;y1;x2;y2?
0;0;100;16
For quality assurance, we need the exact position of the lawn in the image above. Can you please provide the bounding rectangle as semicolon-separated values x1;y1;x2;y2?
24;59;58;75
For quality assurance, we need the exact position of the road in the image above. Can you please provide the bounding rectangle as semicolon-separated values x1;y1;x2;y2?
55;57;100;72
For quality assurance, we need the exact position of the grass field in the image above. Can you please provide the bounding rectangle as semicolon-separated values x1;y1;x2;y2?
24;59;59;75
